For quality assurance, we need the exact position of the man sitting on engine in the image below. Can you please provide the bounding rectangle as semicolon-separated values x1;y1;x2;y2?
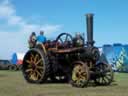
36;30;47;44
28;32;37;48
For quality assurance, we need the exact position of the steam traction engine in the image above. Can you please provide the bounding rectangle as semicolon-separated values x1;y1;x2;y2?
22;14;113;88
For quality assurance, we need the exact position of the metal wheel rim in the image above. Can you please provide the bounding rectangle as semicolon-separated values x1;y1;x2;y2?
23;49;45;81
72;62;89;87
95;63;113;85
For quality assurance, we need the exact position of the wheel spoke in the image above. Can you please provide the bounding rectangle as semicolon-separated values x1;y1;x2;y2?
30;53;35;62
30;72;38;80
103;78;109;84
105;75;111;81
100;77;103;84
35;70;42;77
81;72;87;77
59;38;64;44
80;75;86;80
102;77;106;84
34;54;39;64
28;71;33;78
102;77;106;83
25;68;33;72
30;57;33;64
36;66;44;69
26;60;31;64
65;35;68;42
35;58;42;65
36;72;39;80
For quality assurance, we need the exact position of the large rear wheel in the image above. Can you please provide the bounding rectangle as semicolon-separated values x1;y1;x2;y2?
22;48;49;83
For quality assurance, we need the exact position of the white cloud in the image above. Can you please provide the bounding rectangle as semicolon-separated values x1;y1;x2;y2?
0;0;14;18
8;15;22;25
40;24;62;35
0;0;62;59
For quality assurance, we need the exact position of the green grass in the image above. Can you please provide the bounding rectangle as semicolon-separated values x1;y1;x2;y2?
0;71;128;96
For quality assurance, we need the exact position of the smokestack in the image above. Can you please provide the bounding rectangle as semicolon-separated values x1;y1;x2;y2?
86;14;95;47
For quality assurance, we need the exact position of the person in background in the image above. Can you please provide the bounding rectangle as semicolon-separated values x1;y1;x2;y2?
73;32;84;47
28;32;36;48
36;30;47;44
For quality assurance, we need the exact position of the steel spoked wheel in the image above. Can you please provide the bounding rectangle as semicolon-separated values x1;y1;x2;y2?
56;33;73;49
71;61;89;88
22;48;49;83
94;63;114;85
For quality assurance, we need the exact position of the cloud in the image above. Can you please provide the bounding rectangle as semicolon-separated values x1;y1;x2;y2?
0;0;62;59
8;15;22;25
0;0;14;18
40;24;62;35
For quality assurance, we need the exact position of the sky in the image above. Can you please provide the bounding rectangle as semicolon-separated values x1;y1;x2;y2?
0;0;128;59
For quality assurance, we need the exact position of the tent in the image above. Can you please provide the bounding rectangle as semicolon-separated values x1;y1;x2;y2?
11;53;25;65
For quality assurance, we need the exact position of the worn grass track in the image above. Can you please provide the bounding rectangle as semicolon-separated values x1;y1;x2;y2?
0;71;128;96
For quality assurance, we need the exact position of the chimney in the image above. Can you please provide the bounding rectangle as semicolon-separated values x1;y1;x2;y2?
86;14;95;47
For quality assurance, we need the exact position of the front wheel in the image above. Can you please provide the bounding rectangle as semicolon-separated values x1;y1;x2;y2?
94;63;114;85
71;61;90;88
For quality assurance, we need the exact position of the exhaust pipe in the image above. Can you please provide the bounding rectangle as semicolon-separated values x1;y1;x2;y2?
86;14;95;47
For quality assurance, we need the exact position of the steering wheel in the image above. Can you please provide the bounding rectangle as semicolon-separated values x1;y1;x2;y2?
56;33;73;49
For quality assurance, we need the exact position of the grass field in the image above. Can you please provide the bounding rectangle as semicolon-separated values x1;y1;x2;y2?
0;71;128;96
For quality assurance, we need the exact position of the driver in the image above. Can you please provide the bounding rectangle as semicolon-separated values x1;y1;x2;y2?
73;32;84;47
